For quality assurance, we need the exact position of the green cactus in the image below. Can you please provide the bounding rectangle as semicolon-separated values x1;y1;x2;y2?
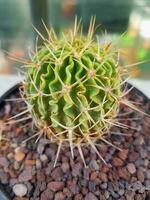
23;18;123;165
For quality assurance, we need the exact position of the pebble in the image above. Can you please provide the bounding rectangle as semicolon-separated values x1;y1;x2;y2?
99;172;108;182
127;163;136;174
118;167;130;180
72;163;82;177
88;181;96;192
35;159;42;170
146;170;150;179
51;167;63;181
13;183;27;197
113;157;124;167
90;171;97;180
118;189;125;196
25;160;35;166
129;152;139;162
118;149;128;161
14;161;20;170
61;162;70;173
104;191;110;199
18;169;33;182
89;160;99;171
37;143;45;154
54;191;65;200
40;189;54;200
83;168;90;180
74;193;83;200
0;169;8;184
137;169;145;182
0;156;9;168
40;154;48;162
85;192;98;200
15;151;25;162
48;181;64;192
100;183;107;190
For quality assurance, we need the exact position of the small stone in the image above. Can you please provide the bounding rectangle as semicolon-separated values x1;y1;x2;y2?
9;178;18;187
41;189;54;200
69;182;79;195
146;170;150;179
85;192;98;200
118;167;130;180
83;168;90;180
88;181;96;192
51;167;63;181
61;162;70;173
35;159;42;170
81;187;88;195
0;169;8;184
145;180;150;189
25;160;35;166
118;149;128;161
99;172;108;182
118;189;125;196
113;157;123;167
0;157;9;168
54;191;65;200
89;160;99;171
13;184;27;197
72;163;82;177
15;151;25;162
37;143;45;154
125;191;135;200
14;161;20;170
104;191;110;199
129;152;139;162
127;163;136;174
90;172;97;181
7;152;14;160
40;154;48;162
48;181;64;192
74;193;83;200
100;183;107;190
137;169;145;182
18;169;33;182
63;187;72;198
37;170;46;181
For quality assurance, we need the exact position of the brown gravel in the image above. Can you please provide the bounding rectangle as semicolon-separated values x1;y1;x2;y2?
0;86;150;199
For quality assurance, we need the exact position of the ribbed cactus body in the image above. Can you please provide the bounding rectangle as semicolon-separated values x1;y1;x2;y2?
25;31;121;146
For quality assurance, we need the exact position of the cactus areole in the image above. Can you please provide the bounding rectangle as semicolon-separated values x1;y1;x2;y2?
23;18;123;163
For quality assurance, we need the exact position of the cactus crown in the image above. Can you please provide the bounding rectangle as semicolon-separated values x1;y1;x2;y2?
23;18;123;165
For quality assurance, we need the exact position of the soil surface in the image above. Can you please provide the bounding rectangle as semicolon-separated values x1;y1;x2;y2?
0;86;150;200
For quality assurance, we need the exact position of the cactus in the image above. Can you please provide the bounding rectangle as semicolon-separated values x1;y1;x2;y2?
22;18;125;166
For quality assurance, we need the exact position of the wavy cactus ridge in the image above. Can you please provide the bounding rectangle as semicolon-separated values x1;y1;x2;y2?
23;18;123;165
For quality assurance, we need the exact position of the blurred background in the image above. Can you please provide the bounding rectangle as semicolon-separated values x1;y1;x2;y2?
0;0;150;95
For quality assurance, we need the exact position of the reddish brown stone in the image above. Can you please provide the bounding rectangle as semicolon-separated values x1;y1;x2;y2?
74;193;83;200
128;152;139;162
99;172;108;182
118;167;130;181
25;160;36;166
51;167;63;181
127;163;136;174
137;169;145;182
112;157;124;167
90;172;97;181
118;149;129;161
48;181;64;192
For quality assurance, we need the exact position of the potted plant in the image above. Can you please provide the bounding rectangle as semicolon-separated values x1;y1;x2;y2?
0;18;150;200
